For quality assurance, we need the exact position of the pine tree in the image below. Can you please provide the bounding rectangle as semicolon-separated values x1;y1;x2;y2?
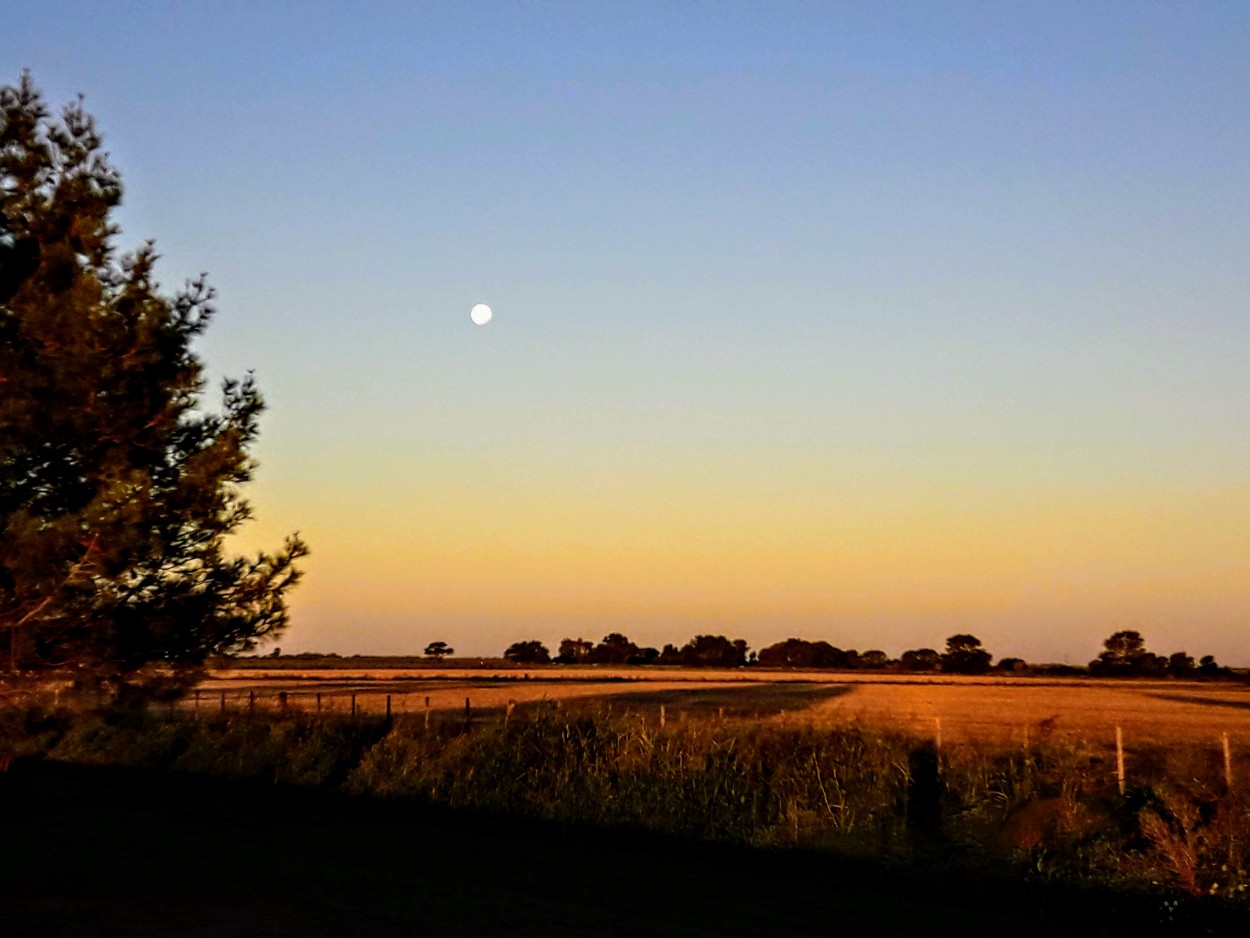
0;74;307;689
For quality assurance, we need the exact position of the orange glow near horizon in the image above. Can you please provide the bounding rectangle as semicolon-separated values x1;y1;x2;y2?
235;448;1250;664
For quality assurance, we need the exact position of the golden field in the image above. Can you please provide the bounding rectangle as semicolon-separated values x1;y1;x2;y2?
197;667;1250;751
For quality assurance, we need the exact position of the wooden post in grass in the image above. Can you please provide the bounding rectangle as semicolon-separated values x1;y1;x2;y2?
934;717;942;754
1115;726;1125;795
220;691;226;714
350;693;356;717
385;695;391;719
659;704;666;728
316;692;321;712
1224;733;1233;789
194;690;200;712
425;695;430;708
278;691;288;712
424;708;431;730
464;696;471;729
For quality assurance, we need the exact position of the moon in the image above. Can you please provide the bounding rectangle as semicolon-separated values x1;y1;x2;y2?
469;303;493;326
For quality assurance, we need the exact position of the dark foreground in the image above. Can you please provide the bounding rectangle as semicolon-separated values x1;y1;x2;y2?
1;761;1242;937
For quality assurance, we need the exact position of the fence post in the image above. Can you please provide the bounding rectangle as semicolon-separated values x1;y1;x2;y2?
316;692;321;712
278;691;288;712
1115;726;1125;795
386;695;392;719
464;696;471;728
1224;733;1233;789
934;717;942;754
194;690;200;712
659;704;665;728
220;690;226;714
350;693;356;717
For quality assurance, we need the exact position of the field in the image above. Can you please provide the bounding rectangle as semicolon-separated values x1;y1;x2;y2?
196;666;1250;752
7;668;1250;931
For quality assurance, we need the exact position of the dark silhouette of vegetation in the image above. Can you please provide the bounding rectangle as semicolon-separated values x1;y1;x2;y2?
1089;631;1228;679
0;74;306;690
9;759;1224;938
941;634;992;674
859;649;890;669
6;702;1250;919
900;648;941;672
1090;630;1153;675
757;638;859;669
586;632;639;664
555;637;593;663
657;634;750;668
423;641;453;660
503;640;550;665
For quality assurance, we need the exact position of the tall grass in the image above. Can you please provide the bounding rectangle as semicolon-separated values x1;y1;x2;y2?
4;701;1248;904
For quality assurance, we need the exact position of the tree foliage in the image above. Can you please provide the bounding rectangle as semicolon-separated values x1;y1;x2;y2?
900;648;941;672
858;650;890;670
503;640;550;664
0;74;306;684
757;638;858;670
423;641;453;660
555;637;593;664
1089;630;1153;676
941;634;992;674
587;632;640;665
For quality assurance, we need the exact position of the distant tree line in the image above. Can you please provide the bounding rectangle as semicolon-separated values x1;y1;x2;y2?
496;629;1233;678
1088;630;1229;678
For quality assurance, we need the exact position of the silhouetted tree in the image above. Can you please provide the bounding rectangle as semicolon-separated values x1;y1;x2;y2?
0;74;306;689
757;638;857;669
424;641;453;660
628;646;660;665
503;640;550;664
941;634;992;674
758;638;811;668
1167;651;1195;677
555;637;593;664
900;648;941;672
1090;630;1152;676
656;643;682;665
859;649;891;670
1197;654;1227;678
586;632;639;665
673;634;749;668
996;657;1028;674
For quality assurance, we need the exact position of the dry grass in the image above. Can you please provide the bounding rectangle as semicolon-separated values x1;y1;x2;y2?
195;667;1250;754
806;681;1250;749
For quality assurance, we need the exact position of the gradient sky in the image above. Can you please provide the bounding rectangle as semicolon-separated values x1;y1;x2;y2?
6;2;1249;663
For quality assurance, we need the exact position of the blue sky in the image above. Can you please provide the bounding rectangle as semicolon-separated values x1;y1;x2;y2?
6;2;1249;662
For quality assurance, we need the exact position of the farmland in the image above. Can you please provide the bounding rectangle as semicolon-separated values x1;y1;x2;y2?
195;666;1250;752
6;667;1250;932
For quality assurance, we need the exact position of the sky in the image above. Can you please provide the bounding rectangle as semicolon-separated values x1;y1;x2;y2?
5;2;1249;663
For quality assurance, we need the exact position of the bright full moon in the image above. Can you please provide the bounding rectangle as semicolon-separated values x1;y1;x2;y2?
469;303;493;326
